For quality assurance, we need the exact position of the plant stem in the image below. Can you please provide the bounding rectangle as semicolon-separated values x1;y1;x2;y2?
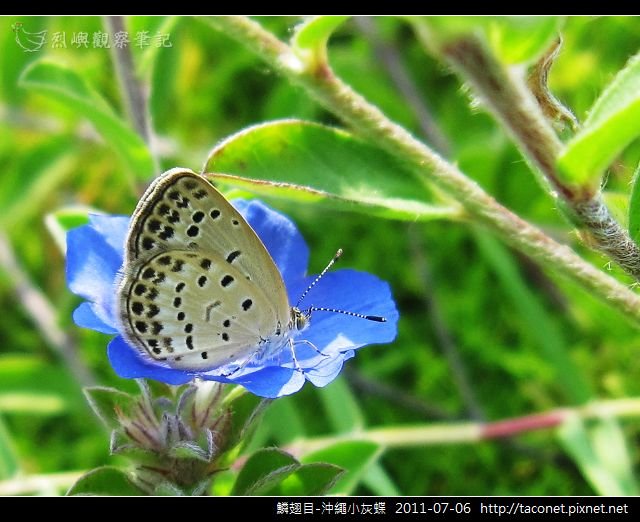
104;16;157;171
288;397;640;454
440;34;640;281
205;16;640;325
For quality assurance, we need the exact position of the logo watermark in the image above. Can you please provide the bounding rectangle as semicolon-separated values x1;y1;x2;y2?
12;22;47;52
12;22;172;52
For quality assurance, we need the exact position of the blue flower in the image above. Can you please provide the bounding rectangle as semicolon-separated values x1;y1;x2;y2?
66;200;398;398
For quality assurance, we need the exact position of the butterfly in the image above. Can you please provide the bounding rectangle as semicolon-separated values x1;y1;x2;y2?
117;168;384;374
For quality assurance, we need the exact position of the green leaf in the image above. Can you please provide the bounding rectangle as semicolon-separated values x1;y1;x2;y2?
0;415;19;480
222;388;271;453
258;396;305;446
168;441;210;462
603;191;629;231
557;414;638;495
20;60;154;180
83;386;138;430
0;136;75;230
0;17;48;103
628;162;640;244
0;355;81;415
485;17;562;65
231;447;300;495
292;16;350;68
270;462;344;496
411;17;562;65
204;120;459;222
153;482;186;496
66;466;143;496
473;232;591;404
302;440;382;494
558;52;640;185
131;16;180;74
319;377;364;433
361;462;401;495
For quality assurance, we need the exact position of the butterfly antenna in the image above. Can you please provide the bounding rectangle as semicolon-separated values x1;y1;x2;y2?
296;248;343;308
296;249;387;323
309;306;386;322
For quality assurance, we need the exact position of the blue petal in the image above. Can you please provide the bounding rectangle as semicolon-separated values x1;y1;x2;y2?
202;365;305;398
290;269;398;353
233;199;309;294
107;336;193;386
73;302;119;334
66;222;126;329
304;350;354;387
87;214;130;255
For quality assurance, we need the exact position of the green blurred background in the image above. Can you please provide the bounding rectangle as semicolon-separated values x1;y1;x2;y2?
1;16;640;495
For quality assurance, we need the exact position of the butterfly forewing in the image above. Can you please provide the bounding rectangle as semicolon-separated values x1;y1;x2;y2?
118;169;291;370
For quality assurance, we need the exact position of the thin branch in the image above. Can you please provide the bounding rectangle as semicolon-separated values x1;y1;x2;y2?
287;397;640;455
205;16;640;325
0;233;96;387
104;17;153;151
440;34;640;282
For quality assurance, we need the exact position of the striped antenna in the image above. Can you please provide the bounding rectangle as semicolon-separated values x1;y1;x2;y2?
309;306;386;322
296;248;343;308
296;249;387;323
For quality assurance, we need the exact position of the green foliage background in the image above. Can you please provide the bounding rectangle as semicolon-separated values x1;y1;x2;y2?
1;15;640;495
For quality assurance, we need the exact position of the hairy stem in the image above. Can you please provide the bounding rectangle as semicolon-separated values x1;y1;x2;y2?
205;16;640;325
440;34;640;281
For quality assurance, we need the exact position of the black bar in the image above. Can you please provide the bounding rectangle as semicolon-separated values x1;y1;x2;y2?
6;496;635;520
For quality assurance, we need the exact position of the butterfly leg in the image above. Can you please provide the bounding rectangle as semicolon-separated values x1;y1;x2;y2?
288;338;305;374
293;339;331;358
219;346;265;377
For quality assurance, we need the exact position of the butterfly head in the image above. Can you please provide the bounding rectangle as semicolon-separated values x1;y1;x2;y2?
290;306;311;332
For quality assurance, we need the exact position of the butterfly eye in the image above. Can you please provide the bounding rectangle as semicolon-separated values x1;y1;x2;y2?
291;308;309;331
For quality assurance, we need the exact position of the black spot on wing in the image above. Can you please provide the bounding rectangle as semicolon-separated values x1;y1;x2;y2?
135;321;147;333
187;225;199;237
147;304;160;318
226;250;241;263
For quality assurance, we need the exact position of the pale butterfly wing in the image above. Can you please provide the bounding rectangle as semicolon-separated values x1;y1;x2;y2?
117;168;291;370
